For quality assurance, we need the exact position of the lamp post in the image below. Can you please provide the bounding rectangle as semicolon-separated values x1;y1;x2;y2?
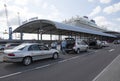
17;12;21;25
4;4;9;34
4;4;9;28
4;3;12;40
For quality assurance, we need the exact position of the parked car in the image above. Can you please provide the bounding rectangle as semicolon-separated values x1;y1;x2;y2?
101;41;109;47
113;40;120;44
64;38;89;54
3;43;59;65
5;43;21;49
0;44;5;50
88;39;102;49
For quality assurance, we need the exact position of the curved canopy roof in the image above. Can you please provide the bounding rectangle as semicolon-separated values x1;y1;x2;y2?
13;19;116;38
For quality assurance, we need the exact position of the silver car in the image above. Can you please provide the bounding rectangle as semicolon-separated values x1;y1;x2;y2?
3;43;59;65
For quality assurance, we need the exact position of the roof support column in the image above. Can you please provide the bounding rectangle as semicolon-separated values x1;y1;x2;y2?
39;21;43;43
40;33;42;42
58;34;61;41
75;35;77;39
37;30;39;40
50;34;52;41
20;32;23;40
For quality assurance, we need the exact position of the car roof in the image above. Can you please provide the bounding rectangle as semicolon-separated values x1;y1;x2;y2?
20;43;40;46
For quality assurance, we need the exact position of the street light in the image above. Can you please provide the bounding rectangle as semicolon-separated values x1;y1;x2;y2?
4;3;12;40
4;4;9;27
17;12;21;25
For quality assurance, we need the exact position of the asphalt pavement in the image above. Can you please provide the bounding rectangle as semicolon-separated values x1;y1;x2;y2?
0;52;3;63
93;51;120;81
0;44;120;81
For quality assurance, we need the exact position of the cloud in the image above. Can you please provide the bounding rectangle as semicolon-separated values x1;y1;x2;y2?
47;5;61;19
40;2;62;20
103;2;120;14
88;0;95;2
99;0;111;4
32;0;43;7
89;6;101;17
116;18;120;21
88;0;111;4
14;0;29;5
94;16;110;27
42;2;49;9
94;16;120;31
0;2;6;17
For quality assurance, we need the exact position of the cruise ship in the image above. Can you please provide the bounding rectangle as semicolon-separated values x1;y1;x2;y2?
63;16;106;32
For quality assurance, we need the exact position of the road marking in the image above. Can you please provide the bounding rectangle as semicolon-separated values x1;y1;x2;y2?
0;56;80;79
108;49;115;52
34;64;51;70
92;54;120;81
58;56;80;63
0;72;21;79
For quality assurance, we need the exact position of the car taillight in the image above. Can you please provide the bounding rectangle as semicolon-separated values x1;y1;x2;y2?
8;53;15;56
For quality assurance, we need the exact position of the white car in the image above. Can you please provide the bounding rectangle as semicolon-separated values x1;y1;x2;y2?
101;41;109;47
73;39;89;54
64;38;89;54
3;43;59;65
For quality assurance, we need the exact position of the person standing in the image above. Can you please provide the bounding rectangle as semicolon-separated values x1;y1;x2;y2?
61;40;67;54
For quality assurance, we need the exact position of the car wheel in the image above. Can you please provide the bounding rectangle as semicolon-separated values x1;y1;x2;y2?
76;49;80;54
23;57;32;66
53;53;59;59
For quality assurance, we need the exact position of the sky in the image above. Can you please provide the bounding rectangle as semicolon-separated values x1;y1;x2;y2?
0;0;120;39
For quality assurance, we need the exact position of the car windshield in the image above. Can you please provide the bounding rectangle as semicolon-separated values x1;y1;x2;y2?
13;44;29;50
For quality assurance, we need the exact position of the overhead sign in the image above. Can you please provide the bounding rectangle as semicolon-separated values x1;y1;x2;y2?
29;17;38;22
22;17;38;25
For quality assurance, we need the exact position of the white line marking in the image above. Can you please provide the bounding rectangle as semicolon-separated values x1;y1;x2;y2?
0;56;80;79
34;64;51;70
92;54;120;81
0;72;21;79
58;56;80;63
58;60;67;63
109;49;115;52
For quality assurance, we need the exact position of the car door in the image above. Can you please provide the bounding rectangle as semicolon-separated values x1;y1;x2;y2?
39;45;52;58
28;45;43;60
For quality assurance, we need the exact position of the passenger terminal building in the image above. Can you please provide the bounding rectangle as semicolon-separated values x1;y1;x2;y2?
13;16;116;43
